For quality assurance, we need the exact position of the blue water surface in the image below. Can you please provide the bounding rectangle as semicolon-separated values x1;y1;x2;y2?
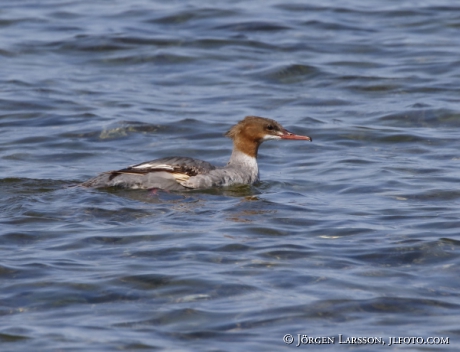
1;1;460;351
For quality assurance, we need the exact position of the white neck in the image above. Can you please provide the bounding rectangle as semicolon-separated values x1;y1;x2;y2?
226;149;259;183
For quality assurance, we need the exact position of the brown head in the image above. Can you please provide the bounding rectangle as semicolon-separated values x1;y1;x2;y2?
225;116;312;158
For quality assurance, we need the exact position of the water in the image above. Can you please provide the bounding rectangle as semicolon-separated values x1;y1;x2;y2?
1;1;460;351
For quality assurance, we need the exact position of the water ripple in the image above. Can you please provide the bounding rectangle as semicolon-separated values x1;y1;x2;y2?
2;1;460;351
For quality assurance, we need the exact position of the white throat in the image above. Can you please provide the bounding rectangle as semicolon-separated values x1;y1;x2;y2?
262;134;282;141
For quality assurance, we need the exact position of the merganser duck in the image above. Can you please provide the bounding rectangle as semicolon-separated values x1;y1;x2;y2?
81;116;312;190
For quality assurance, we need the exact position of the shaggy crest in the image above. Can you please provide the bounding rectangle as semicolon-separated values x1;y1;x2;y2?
225;116;284;140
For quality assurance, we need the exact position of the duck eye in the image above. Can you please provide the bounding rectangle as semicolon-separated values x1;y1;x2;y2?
267;125;274;131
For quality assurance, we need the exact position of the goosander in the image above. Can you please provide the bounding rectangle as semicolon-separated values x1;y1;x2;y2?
81;116;312;190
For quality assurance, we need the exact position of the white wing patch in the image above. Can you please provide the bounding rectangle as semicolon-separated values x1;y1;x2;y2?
172;173;190;182
132;163;174;170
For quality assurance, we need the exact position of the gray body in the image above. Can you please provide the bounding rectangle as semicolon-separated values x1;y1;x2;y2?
80;151;259;190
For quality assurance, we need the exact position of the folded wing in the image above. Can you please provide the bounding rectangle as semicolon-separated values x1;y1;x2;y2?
81;157;216;190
